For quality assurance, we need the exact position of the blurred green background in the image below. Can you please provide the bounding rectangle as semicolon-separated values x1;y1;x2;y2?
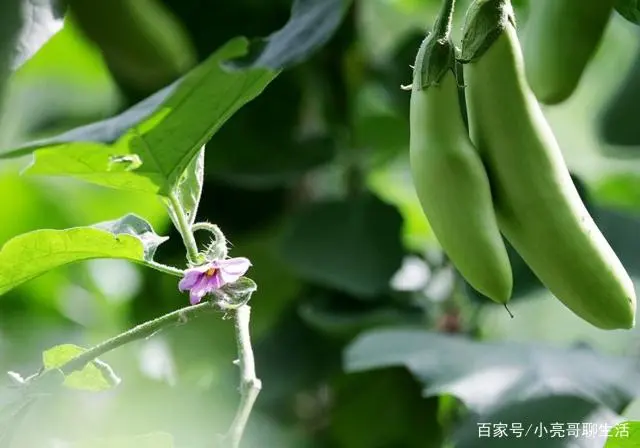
2;0;640;447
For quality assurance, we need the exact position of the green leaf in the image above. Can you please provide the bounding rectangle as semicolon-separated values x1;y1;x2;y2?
0;37;278;196
615;0;640;26
42;344;120;391
345;329;640;415
0;214;168;295
227;0;353;70
164;146;204;227
71;432;174;448
606;421;640;447
278;193;404;297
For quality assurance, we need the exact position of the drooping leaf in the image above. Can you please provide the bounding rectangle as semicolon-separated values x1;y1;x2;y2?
278;193;405;297
227;0;353;70
42;344;120;392
0;214;168;295
453;395;622;448
615;0;640;25
605;421;640;447
71;432;174;448
345;329;640;416
0;37;278;197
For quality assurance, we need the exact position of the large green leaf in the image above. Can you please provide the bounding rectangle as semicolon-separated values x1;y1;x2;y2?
278;193;405;297
344;329;640;415
0;214;168;295
0;37;278;196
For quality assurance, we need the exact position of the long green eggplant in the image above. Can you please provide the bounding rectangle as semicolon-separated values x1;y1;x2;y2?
521;0;614;104
460;0;636;329
409;0;512;303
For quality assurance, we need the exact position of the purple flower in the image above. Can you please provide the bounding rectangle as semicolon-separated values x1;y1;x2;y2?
178;257;252;305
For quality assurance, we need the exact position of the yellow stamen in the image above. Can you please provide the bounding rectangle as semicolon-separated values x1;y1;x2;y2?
206;267;217;277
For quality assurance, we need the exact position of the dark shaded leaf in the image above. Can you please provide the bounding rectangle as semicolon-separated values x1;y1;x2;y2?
278;193;405;297
227;0;353;70
345;329;640;415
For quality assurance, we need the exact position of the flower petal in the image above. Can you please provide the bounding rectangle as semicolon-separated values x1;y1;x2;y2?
209;270;225;289
220;257;252;276
178;270;203;291
190;289;205;305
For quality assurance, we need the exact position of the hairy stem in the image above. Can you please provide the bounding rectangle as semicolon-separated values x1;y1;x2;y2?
28;300;218;389
192;221;228;259
146;260;184;277
222;305;262;448
168;192;200;264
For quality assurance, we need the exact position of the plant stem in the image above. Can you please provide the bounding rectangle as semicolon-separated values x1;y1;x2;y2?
192;222;228;259
222;305;262;448
146;260;184;277
168;192;200;264
28;300;218;387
